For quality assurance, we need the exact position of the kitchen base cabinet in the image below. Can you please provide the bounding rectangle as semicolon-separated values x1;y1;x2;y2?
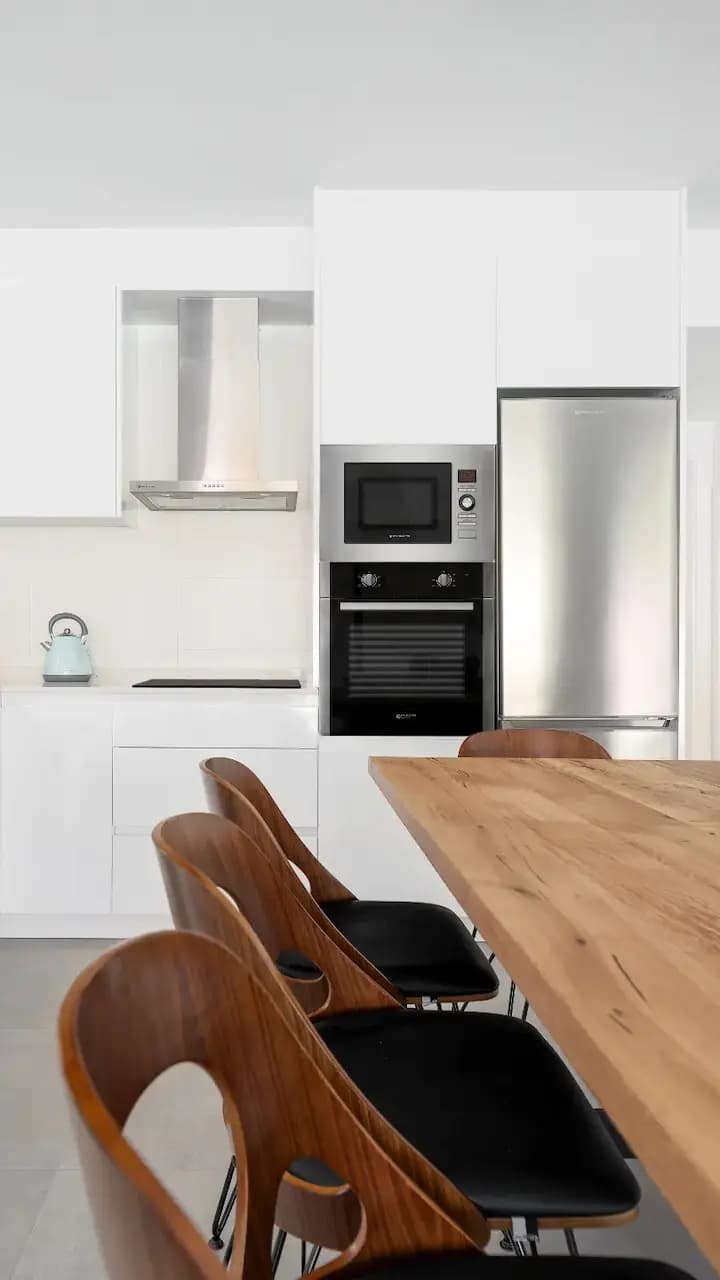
112;835;171;917
317;737;465;912
0;698;113;915
0;690;319;936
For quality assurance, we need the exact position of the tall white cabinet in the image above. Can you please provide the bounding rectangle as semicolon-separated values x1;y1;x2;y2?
0;282;119;519
497;252;681;388
317;235;497;445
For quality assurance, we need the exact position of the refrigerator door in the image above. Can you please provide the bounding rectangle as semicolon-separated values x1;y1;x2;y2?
500;717;678;760
500;395;678;720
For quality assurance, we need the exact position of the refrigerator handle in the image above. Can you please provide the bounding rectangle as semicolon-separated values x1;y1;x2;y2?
501;716;677;730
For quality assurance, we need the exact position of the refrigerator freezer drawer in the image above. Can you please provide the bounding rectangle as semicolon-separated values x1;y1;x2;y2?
501;718;678;760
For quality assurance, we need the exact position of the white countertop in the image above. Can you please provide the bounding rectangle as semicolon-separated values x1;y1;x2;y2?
0;667;318;701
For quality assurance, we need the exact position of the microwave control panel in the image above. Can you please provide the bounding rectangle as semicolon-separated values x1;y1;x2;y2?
457;468;477;538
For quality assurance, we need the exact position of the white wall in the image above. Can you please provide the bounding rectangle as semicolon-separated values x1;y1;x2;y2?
684;328;720;757
0;322;314;675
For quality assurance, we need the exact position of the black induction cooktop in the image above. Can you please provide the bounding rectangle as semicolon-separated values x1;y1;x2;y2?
132;678;302;689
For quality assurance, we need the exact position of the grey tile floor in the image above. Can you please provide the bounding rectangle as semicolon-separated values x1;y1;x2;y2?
0;938;716;1280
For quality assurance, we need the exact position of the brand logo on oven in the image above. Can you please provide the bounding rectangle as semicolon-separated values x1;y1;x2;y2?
395;712;417;720
388;533;411;540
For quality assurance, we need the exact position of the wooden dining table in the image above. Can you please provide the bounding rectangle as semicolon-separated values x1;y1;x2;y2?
369;755;720;1270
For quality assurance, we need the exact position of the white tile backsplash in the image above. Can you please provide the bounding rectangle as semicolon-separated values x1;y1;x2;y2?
0;322;313;677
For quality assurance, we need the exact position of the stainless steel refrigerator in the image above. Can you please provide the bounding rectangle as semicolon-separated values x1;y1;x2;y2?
499;392;678;758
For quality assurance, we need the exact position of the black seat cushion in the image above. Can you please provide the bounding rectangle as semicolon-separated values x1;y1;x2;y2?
320;899;498;999
307;1008;639;1220
352;1256;690;1280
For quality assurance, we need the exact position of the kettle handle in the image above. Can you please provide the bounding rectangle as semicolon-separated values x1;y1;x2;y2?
48;613;88;639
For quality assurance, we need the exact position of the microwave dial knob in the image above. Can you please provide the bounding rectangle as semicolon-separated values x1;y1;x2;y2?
459;492;476;511
359;571;379;589
435;571;454;588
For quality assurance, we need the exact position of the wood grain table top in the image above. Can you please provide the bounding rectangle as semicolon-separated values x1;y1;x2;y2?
369;756;720;1268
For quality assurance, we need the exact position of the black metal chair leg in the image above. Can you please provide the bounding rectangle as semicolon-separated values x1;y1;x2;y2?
271;1229;288;1275
507;979;516;1016
521;998;530;1021
300;1239;307;1272
565;1229;580;1255
208;1156;236;1249
305;1243;322;1272
223;1232;234;1266
471;926;478;940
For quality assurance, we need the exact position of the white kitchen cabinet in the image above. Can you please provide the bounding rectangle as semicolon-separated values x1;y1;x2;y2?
318;736;464;911
497;253;681;388
318;240;496;445
112;835;170;916
113;746;317;832
0;696;113;913
0;281;118;519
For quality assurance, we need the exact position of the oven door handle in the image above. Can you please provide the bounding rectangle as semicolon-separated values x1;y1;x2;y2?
338;601;475;612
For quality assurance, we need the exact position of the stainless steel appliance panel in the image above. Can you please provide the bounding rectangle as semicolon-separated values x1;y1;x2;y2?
320;444;495;563
500;395;678;719
500;717;678;760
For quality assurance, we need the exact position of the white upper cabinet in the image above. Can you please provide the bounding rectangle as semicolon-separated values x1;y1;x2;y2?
497;252;681;388
318;239;497;444
0;282;118;519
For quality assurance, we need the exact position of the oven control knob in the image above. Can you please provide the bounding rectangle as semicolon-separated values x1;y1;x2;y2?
359;571;379;589
435;571;454;588
459;493;476;511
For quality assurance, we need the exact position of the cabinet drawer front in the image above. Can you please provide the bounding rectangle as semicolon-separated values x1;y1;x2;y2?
112;835;172;916
113;700;318;748
114;747;317;830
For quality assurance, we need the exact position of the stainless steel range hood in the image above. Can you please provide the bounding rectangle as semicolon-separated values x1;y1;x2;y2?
130;297;298;512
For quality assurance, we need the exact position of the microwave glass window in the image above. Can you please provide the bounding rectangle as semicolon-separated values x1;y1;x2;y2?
359;477;437;530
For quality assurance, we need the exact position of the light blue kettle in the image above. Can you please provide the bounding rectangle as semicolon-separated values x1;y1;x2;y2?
41;613;94;684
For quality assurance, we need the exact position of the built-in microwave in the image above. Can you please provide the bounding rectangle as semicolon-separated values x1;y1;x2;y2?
320;445;495;563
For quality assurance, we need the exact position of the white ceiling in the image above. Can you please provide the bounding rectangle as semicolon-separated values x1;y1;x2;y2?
1;0;720;227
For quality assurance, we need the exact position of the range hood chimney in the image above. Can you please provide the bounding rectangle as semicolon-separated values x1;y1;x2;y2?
130;297;298;512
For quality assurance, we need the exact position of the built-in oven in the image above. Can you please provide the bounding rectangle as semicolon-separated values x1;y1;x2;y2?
320;562;495;735
320;445;495;563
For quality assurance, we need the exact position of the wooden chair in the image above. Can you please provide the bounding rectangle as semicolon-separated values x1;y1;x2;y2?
59;928;489;1280
153;812;642;1256
458;727;610;1014
459;727;611;759
200;757;497;1009
60;927;693;1280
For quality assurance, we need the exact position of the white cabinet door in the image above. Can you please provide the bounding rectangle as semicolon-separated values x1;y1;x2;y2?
318;736;464;911
113;747;318;832
497;253;680;388
112;835;171;916
319;242;496;444
0;282;118;518
0;698;113;913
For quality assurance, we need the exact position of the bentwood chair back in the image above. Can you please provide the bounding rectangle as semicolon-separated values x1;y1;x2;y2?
459;727;611;759
201;756;354;903
59;929;489;1280
153;813;643;1242
200;757;498;1008
152;814;492;1244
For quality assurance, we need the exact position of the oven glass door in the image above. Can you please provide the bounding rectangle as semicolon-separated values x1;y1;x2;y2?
328;598;487;734
344;462;451;545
